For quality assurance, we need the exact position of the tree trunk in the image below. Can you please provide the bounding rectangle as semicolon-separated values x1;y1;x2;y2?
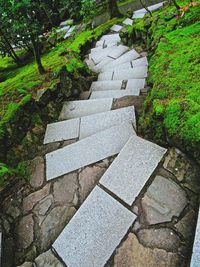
30;35;45;74
107;0;121;18
140;0;152;17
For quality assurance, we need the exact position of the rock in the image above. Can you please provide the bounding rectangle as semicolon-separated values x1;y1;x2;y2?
17;262;33;267
34;195;53;225
38;142;60;156
141;175;188;224
78;165;106;203
17;214;34;249
163;148;189;182
114;233;182;267
53;173;78;205
27;157;45;189
40;205;76;250
61;139;76;148
34;249;64;267
137;228;181;252
23;184;51;212
175;209;197;242
6;205;21;219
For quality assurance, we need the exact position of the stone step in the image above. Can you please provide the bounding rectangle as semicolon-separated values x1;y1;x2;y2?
59;98;113;120
98;66;148;81
44;107;136;144
100;135;167;206
46;122;135;180
110;24;123;33
101;49;140;71
190;207;200;266
132;2;165;18
90;45;129;65
100;33;120;42
90;88;141;99
123;18;133;26
53;186;136;267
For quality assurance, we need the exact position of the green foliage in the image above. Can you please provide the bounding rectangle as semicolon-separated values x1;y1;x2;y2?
80;0;98;22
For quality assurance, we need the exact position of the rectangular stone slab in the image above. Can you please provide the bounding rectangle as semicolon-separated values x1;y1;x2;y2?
80;106;136;139
93;57;114;72
104;62;132;72
102;49;140;71
132;57;148;67
100;135;167;206
90;80;123;91
59;98;113;120
98;71;114;81
191;207;200;266
100;33;120;42
90;88;141;99
110;24;123;32
126;79;146;90
123;18;133;25
44;118;80;144
108;45;129;59
96;40;105;47
113;66;148;80
89;46;117;64
53;186;136;267
46;122;135;180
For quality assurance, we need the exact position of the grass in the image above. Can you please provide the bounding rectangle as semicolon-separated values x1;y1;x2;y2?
135;0;200;162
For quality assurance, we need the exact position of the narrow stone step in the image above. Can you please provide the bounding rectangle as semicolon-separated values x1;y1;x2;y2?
80;106;136;139
100;33;120;42
95;40;105;47
123;18;133;26
126;78;146;90
59;98;113;120
53;186;136;267
90;88;141;99
92;57;115;72
89;46;116;63
44;118;80;144
100;135;167;206
190;208;200;266
90;80;123;91
132;2;165;18
46;122;135;180
110;24;123;33
101;49;140;71
98;66;148;81
132;56;148;67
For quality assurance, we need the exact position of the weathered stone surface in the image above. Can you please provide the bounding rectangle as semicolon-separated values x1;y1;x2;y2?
114;233;181;267
27;157;45;189
105;62;132;72
53;186;136;267
110;24;123;33
17;262;33;267
44;118;80;144
35;249;64;267
137;228;181;252
59;99;113;120
90;80;123;91
113;66;148;80
40;205;76;250
17;214;34;249
78;165;106;203
33;195;53;225
102;50;140;71
100;136;166;206
141;176;188;224
23;184;51;212
80;106;136;139
175;209;197;242
132;56;148;67
163;148;190;181
126;78;145;90
53;172;78;205
90;88;141;99
96;40;105;47
46;122;135;180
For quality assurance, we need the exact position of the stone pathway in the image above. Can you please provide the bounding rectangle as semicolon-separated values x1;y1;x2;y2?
1;4;199;267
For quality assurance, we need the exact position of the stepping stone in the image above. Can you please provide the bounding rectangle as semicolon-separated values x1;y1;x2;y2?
191;208;200;266
46;122;135;180
101;49;140;71
112;66;148;80
132;11;146;19
80;106;136;139
110;24;123;33
59;98;113;120
53;186;136;267
100;135;167;206
100;33;120;42
126;79;146;90
90;88;141;99
132;57;148;67
44;118;80;144
123;18;133;26
90;80;123;91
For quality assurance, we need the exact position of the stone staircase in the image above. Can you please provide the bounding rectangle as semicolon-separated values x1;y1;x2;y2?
42;12;171;267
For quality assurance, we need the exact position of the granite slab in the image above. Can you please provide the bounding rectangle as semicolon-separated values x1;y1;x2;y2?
98;71;114;81
131;57;148;67
53;186;136;267
110;24;123;32
190;207;200;266
123;18;133;25
126;79;146;90
90;88;141;99
90;80;123;91
112;66;148;80
100;135;167;206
